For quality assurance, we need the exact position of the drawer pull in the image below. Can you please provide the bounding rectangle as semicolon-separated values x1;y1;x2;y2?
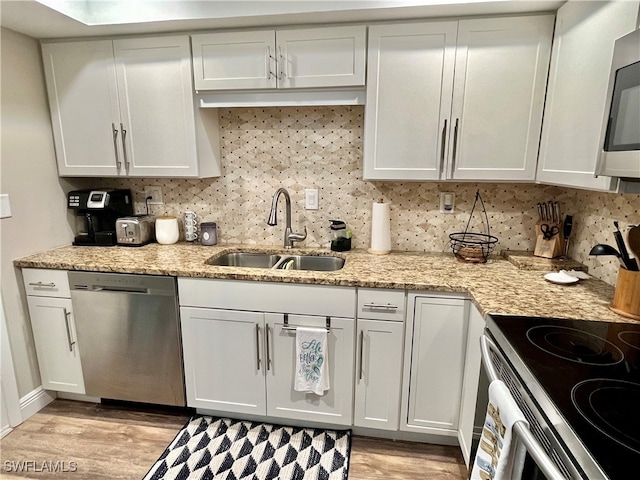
28;282;56;288
363;303;398;310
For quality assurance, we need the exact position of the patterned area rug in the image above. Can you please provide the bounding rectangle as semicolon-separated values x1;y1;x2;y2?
142;416;351;480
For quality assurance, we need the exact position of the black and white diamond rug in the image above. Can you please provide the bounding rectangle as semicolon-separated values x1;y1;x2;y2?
142;416;351;480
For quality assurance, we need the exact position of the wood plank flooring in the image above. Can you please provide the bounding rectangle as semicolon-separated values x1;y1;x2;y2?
1;400;467;479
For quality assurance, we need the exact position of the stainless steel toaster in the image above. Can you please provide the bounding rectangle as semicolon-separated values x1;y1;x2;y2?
116;215;155;246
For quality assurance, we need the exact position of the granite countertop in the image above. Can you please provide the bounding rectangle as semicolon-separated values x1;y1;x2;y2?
14;242;633;324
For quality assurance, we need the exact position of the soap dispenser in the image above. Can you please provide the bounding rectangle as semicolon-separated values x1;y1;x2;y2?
330;220;351;252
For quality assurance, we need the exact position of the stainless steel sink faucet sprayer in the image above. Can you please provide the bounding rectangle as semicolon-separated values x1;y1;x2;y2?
267;188;307;248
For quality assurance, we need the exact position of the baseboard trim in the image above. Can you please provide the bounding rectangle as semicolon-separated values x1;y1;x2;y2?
20;387;55;420
1;425;13;439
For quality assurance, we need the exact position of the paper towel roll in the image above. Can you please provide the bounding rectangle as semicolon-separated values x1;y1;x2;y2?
369;201;391;254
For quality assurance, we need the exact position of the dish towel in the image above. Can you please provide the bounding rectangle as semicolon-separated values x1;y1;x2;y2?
294;327;330;395
471;379;529;480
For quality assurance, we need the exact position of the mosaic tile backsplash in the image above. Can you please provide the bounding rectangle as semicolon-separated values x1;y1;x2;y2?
100;106;640;286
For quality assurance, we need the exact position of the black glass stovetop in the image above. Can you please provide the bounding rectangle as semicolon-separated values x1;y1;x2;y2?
490;315;640;480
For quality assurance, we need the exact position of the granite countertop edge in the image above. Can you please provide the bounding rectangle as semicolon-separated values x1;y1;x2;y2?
14;242;634;324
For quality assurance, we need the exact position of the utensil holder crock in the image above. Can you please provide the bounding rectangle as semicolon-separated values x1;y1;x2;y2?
610;267;640;320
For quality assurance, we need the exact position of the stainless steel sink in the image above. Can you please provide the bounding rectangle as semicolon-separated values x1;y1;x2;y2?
206;252;282;268
275;255;345;271
206;252;344;271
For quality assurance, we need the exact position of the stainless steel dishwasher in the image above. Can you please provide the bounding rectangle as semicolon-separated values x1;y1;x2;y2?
68;271;185;406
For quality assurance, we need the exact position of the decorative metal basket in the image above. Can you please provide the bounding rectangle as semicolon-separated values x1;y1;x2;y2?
449;190;498;263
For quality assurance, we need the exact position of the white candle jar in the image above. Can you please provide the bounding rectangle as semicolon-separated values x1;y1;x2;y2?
155;216;179;245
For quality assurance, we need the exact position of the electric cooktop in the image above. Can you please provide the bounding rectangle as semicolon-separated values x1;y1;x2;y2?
489;315;640;480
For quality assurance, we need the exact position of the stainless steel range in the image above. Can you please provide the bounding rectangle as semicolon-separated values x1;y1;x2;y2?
484;314;640;480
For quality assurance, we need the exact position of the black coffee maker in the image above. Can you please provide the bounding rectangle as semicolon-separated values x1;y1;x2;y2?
68;189;133;246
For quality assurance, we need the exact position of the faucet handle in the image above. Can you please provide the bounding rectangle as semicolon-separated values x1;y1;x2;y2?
288;226;307;242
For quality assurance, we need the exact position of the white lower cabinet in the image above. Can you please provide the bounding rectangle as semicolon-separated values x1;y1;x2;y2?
178;278;356;426
22;269;85;394
354;319;404;430
401;294;469;436
180;307;266;415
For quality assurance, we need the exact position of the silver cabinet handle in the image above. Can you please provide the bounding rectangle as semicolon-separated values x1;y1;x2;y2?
363;303;398;310
266;324;272;371
440;118;448;177
278;46;285;81
120;123;129;173
28;282;56;288
112;123;121;170
451;117;459;175
255;323;262;370
63;308;75;352
266;46;275;80
358;330;364;381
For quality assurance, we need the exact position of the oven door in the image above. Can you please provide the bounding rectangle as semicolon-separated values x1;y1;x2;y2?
479;333;578;480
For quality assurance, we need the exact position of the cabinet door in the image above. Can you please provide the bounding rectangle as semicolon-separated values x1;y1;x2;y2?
402;296;468;435
363;22;457;180
41;40;122;176
114;36;198;177
276;26;366;89
265;314;355;426
457;304;486;466
537;0;639;191
354;319;404;431
191;31;277;90
448;15;553;181
180;307;267;415
27;296;85;394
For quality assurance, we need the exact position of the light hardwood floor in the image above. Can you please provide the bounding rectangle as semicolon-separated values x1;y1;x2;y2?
1;400;467;479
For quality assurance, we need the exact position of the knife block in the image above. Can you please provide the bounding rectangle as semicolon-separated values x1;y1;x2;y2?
533;221;564;259
610;267;640;320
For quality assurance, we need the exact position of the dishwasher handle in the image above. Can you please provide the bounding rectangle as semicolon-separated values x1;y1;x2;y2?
92;286;149;294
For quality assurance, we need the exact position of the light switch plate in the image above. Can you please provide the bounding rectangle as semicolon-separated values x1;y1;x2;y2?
0;194;12;218
305;189;319;210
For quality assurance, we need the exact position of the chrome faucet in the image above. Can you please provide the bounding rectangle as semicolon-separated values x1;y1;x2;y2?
267;188;307;249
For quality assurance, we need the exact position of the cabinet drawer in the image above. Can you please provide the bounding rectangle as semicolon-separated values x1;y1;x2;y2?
357;288;405;322
23;269;70;298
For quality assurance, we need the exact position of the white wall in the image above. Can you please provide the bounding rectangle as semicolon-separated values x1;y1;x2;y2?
0;27;76;397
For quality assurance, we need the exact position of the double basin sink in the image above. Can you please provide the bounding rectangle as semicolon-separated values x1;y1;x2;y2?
206;251;345;272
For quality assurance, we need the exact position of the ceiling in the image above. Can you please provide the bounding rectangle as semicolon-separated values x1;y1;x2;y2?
0;0;564;40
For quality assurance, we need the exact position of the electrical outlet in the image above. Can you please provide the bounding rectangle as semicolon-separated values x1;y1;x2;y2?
144;186;164;205
305;189;319;210
440;192;455;213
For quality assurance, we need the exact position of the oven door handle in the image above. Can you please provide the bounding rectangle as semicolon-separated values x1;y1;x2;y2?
480;334;501;382
480;334;568;480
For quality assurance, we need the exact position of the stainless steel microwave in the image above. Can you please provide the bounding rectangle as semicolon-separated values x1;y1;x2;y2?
596;28;640;179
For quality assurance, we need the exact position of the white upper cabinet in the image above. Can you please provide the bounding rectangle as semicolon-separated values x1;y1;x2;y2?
192;25;366;91
364;15;554;181
364;22;458;180
536;0;640;191
42;36;220;178
449;16;553;181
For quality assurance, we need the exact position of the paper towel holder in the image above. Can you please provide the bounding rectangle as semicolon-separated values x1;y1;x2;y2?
369;200;392;255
